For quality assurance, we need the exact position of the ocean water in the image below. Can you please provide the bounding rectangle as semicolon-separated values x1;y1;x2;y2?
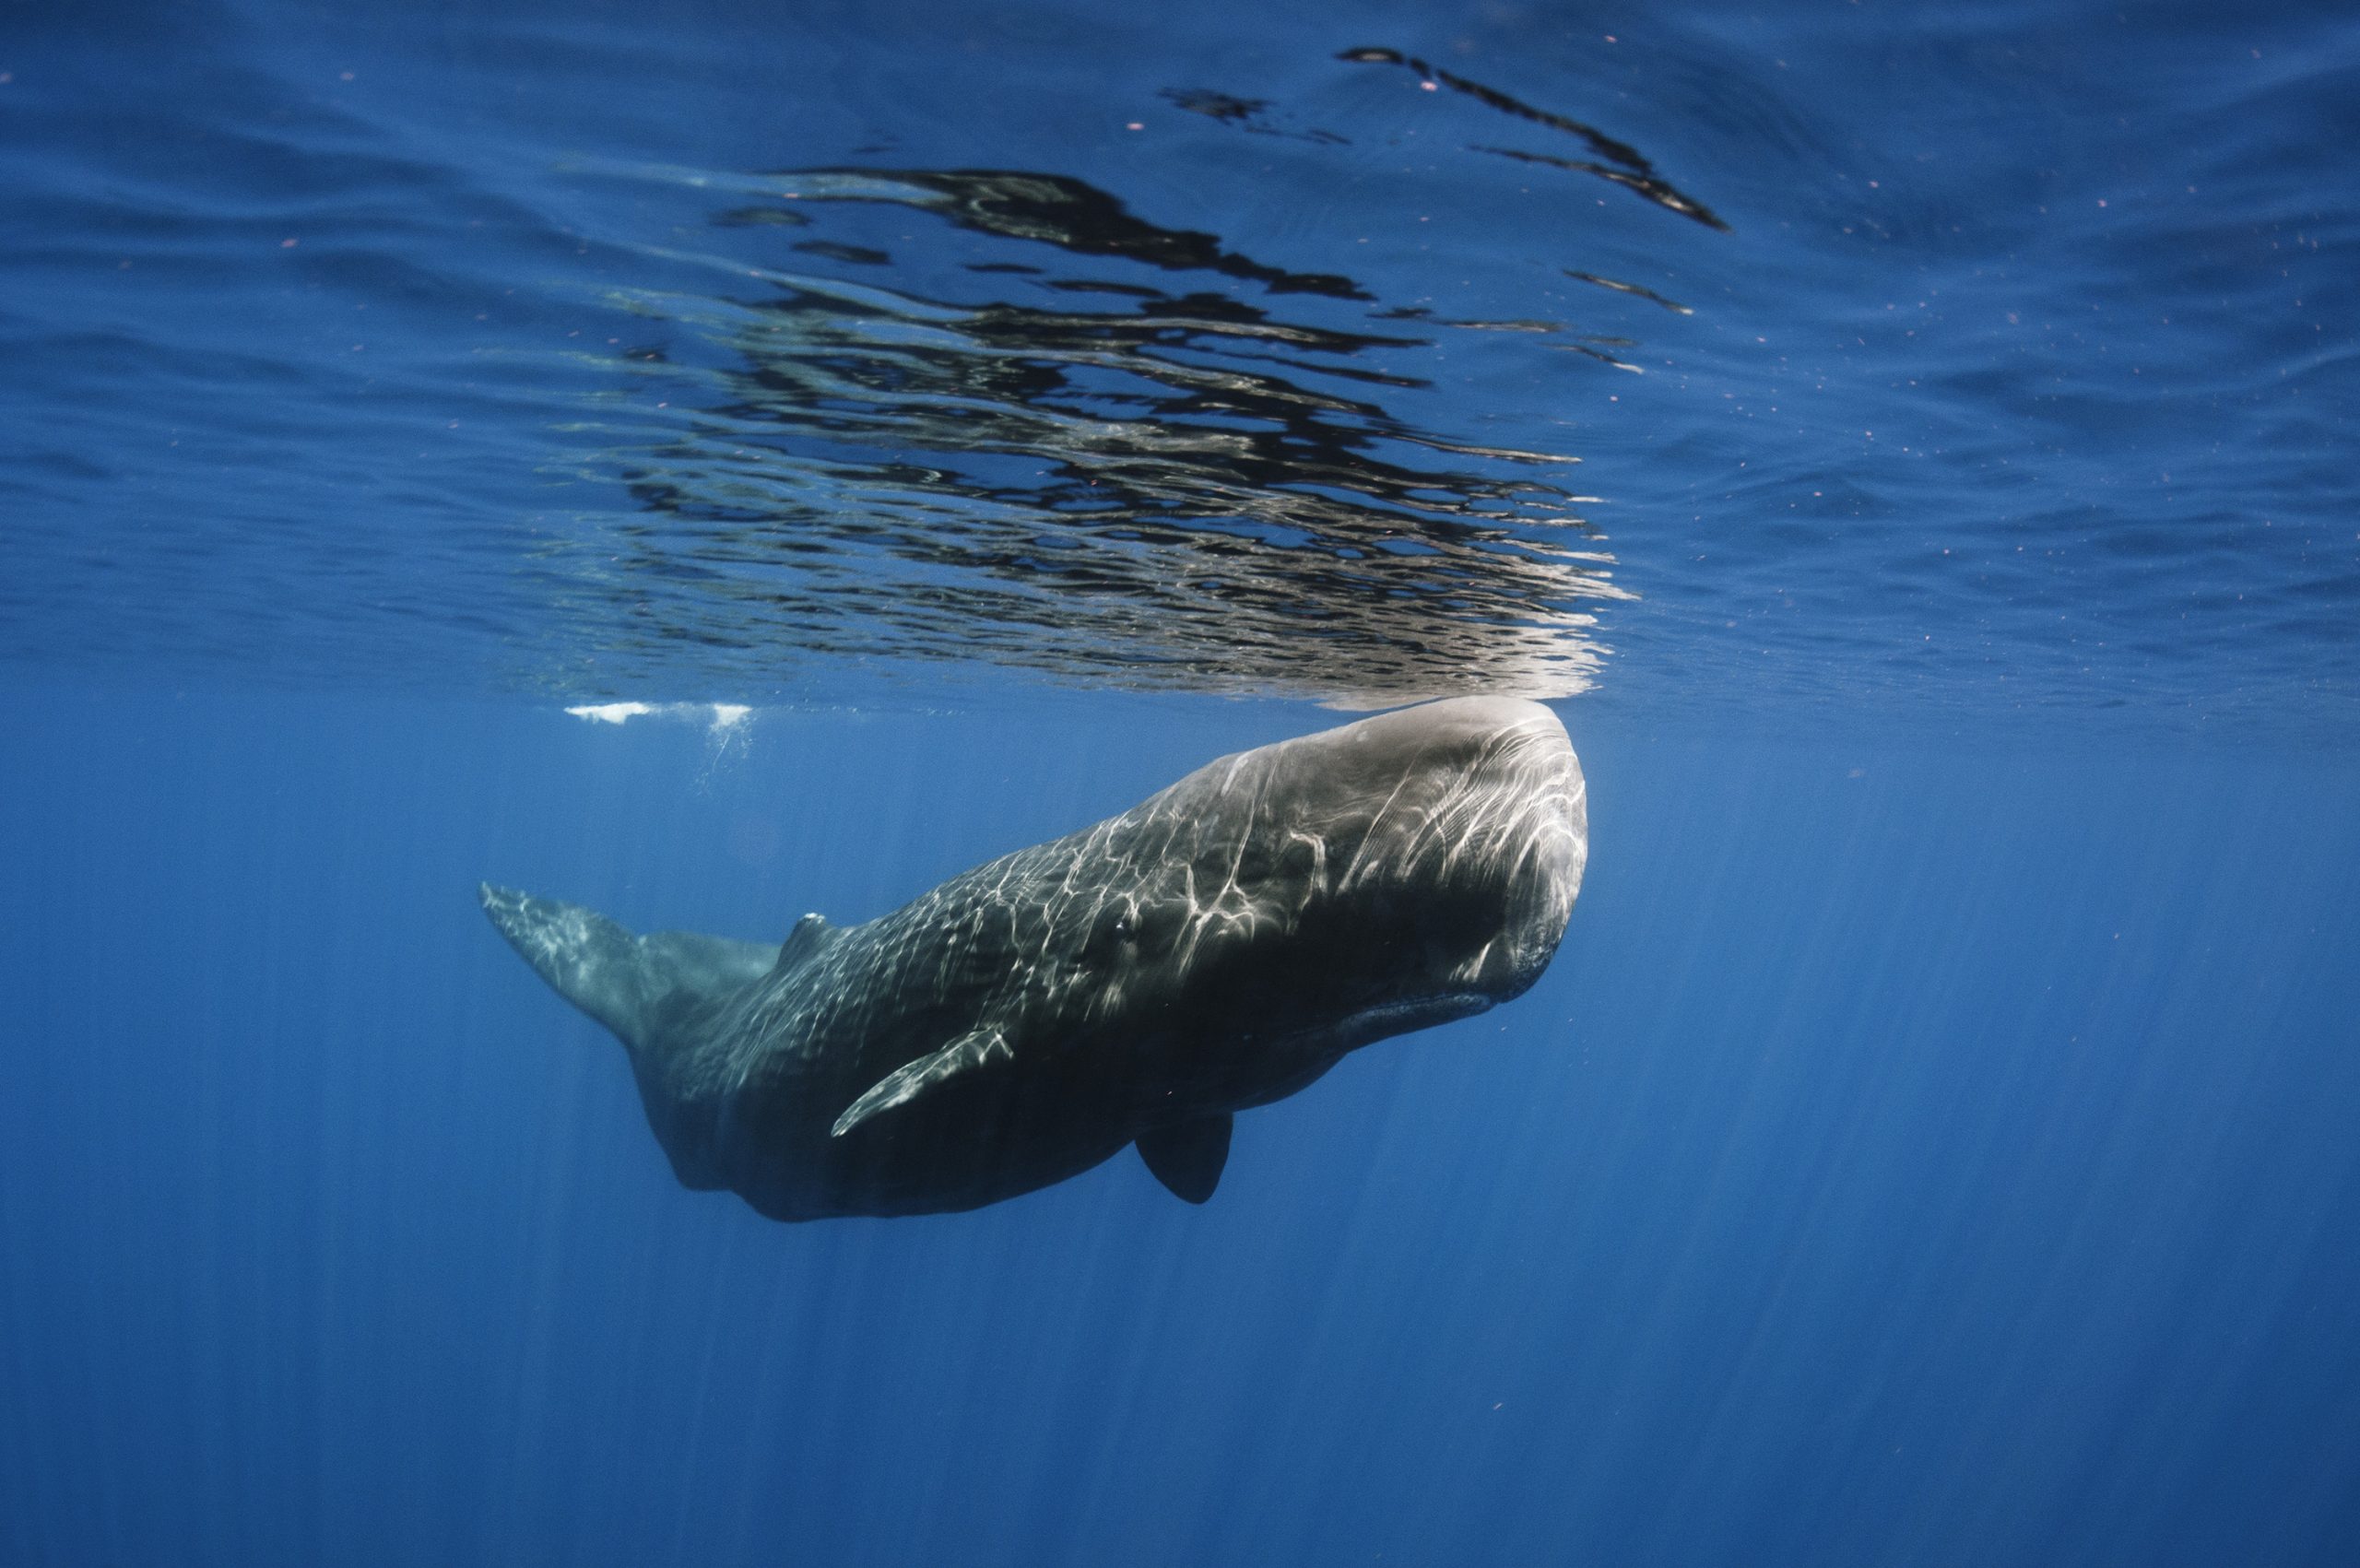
3;0;2356;1564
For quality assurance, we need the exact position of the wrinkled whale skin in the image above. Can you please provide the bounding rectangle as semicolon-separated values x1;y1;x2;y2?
482;695;1587;1220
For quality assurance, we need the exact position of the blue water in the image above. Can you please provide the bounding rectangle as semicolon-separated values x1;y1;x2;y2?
4;0;2358;1562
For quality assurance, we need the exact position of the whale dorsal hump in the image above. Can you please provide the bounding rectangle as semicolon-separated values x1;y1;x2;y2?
773;913;834;975
1135;1114;1233;1204
831;1028;1013;1138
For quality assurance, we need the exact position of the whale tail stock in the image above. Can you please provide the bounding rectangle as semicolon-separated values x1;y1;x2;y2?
477;883;779;1055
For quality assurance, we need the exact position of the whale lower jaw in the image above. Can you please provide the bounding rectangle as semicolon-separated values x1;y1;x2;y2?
1352;991;1493;1034
1313;990;1495;1060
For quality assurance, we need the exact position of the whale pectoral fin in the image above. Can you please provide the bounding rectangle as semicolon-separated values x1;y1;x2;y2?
831;1029;1012;1138
1135;1113;1233;1204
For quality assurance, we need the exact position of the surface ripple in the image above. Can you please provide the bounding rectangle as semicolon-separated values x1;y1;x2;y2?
2;0;2354;737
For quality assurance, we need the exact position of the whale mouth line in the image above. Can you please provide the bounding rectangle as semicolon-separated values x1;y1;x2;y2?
1333;990;1493;1042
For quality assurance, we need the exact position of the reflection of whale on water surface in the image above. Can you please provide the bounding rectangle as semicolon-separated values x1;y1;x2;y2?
568;113;1730;704
482;697;1587;1220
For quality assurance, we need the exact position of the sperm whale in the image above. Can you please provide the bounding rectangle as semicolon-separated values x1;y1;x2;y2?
481;695;1587;1219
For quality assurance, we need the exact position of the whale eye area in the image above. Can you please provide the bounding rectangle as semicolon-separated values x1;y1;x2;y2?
1073;899;1186;969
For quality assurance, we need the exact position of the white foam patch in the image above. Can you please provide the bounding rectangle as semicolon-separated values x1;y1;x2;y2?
566;701;659;725
564;701;752;735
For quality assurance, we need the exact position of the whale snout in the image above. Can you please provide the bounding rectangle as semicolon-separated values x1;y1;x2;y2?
1442;705;1587;998
1298;696;1587;1005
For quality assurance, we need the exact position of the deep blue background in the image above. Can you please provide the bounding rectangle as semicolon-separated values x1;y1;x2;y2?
6;0;2360;1561
4;690;2356;1565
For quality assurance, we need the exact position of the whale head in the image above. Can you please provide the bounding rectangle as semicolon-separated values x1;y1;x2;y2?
1058;695;1587;1104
